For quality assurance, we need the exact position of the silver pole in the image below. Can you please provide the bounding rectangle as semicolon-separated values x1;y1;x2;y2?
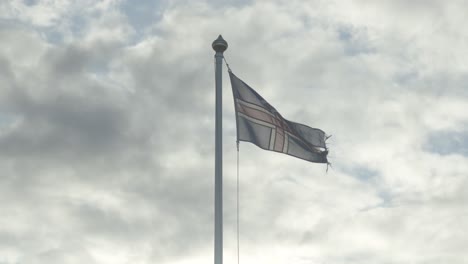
212;35;227;264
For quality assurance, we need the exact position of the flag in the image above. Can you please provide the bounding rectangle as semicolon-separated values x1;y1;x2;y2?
229;71;329;163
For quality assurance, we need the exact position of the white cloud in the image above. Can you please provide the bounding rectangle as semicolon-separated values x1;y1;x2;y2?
0;0;467;263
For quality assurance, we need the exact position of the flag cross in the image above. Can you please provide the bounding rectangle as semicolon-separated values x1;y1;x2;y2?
236;98;321;154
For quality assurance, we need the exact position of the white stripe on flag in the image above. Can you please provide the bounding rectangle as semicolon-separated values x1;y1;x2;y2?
282;133;289;153
269;128;276;150
238;112;276;129
236;99;276;117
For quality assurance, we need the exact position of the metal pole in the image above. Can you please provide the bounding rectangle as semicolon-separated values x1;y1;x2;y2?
212;35;227;264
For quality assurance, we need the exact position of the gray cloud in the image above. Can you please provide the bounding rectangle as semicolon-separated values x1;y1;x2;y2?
0;0;467;264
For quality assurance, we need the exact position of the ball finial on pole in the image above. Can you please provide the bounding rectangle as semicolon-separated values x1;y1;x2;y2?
212;35;228;53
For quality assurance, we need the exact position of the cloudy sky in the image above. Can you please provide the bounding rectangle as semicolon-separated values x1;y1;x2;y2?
1;0;468;263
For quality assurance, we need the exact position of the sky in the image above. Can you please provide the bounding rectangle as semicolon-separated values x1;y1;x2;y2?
0;0;467;263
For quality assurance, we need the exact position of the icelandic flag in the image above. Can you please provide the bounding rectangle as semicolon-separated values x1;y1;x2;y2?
229;71;329;164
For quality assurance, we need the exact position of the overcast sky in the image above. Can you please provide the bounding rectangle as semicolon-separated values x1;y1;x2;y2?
1;0;468;263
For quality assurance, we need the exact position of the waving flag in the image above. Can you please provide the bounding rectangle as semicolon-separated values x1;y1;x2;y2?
229;71;328;163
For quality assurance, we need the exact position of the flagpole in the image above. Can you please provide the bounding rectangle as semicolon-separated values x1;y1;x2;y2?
212;35;228;264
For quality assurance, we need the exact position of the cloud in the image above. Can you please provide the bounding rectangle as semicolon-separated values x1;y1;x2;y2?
0;0;467;264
